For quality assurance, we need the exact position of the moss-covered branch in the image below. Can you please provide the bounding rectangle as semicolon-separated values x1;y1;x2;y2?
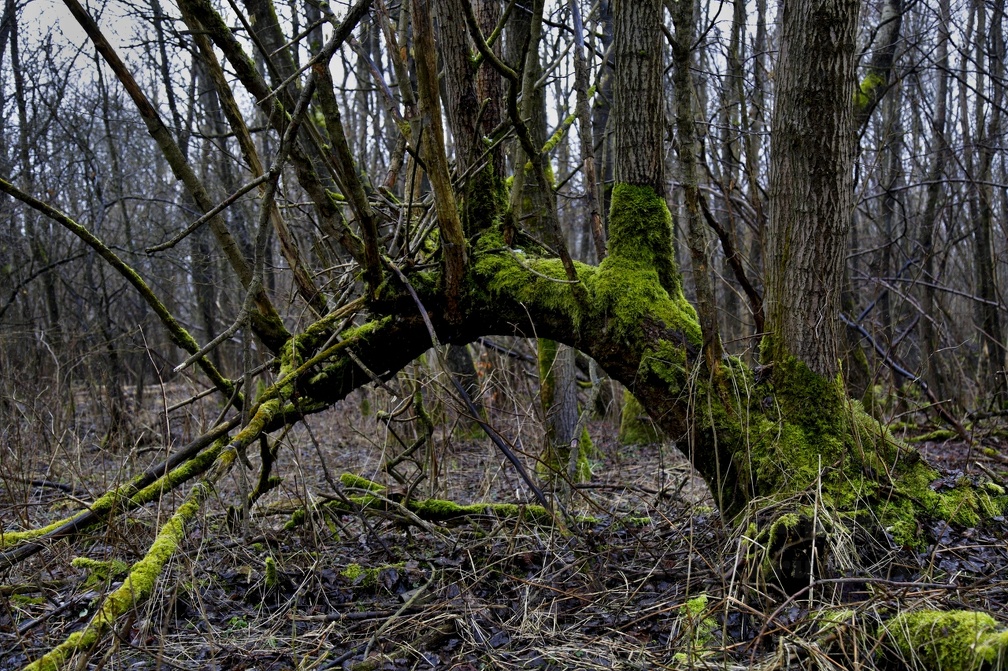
334;473;558;525
466;184;1007;542
0;420;238;566
23;482;212;670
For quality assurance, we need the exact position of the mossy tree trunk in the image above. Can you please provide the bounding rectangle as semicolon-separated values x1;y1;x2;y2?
501;0;581;477
13;2;1008;665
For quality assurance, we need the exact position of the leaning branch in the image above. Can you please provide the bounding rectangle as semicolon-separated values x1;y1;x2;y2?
0;418;239;567
23;476;216;670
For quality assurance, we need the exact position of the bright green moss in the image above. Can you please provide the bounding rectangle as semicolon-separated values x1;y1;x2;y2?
542;112;576;155
332;474;560;523
908;428;959;443
607;184;680;296
71;557;129;587
408;499;555;524
594;255;700;346
739;352;1007;547
341;563;368;583
883;610;1008;670
339;473;384;492
983;481;1005;496
767;513;801;546
283;508;307;531
673;594;717;665
573;426;596;481
856;71;886;112
25;489;207;671
341;562;404;588
264;556;278;589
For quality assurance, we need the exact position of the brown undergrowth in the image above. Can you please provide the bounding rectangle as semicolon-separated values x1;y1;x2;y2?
1;341;1007;670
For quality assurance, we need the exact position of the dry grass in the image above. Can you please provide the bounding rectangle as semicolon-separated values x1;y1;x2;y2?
2;340;1007;670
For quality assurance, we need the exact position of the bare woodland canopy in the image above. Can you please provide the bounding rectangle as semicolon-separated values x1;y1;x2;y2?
2;0;1008;666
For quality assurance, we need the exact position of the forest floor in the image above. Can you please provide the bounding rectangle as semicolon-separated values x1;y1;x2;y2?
2;347;1008;670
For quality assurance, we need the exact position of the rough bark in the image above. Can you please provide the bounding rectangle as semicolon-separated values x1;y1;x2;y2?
970;0;1006;394
671;0;722;369
611;0;664;197
764;0;860;377
411;0;467;321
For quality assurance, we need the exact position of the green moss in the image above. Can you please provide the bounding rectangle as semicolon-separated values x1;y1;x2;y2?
541;112;576;155
25;488;207;671
983;481;1005;496
407;499;556;524
71;557;129;587
767;513;801;546
856;70;886;112
330;475;565;525
573;426;596;481
339;473;384;492
341;563;365;581
909;428;959;443
595;256;701;346
673;594;717;665
264;556;278;589
883;610;1008;670
340;562;404;588
618;390;662;445
607;184;680;296
283;508;306;531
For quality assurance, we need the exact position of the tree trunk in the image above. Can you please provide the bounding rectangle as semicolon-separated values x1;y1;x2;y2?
764;0;860;378
671;0;722;369
915;0;951;400
971;0;1006;396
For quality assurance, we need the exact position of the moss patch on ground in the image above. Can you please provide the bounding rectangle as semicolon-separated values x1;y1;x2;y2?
882;609;1008;670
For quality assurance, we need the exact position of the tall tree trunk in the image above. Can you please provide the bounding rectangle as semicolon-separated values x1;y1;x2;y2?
671;0;722;369
10;0;61;347
591;0;615;225
874;83;904;368
476;0;506;183
972;0;1006;395
717;0;745;343
502;0;580;476
915;0;951;400
764;0;860;377
612;0;664;198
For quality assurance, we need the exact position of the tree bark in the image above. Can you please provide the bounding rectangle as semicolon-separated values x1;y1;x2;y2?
764;0;860;377
612;0;664;196
914;0;951;400
671;0;722;369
